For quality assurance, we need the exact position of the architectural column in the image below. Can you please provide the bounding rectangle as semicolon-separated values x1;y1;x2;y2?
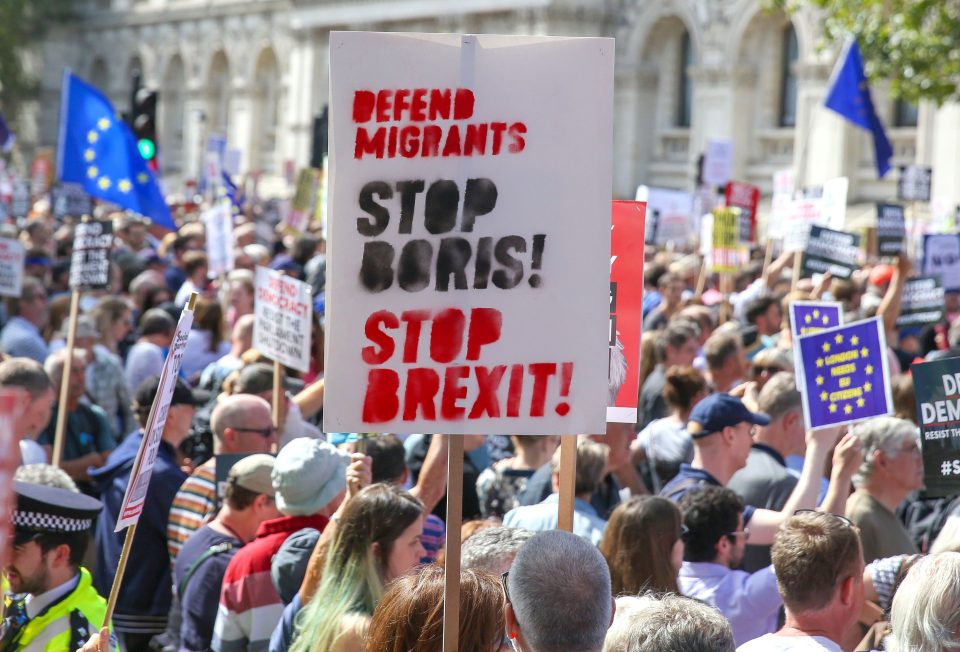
794;61;854;190
182;86;206;183
229;82;253;175
283;27;318;171
688;65;740;179
929;102;960;209
612;64;641;198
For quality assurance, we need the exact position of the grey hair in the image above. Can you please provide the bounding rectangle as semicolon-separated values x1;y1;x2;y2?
850;416;920;487
930;516;960;555
508;530;612;652
757;372;802;421
608;336;627;404
550;437;607;497
43;348;88;391
602;593;735;652
15;464;80;493
888;552;960;652
0;358;52;399
210;393;272;440
461;527;534;575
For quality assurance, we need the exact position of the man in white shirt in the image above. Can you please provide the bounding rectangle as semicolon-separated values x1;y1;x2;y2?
0;277;49;364
678;486;782;646
737;511;865;652
0;358;55;465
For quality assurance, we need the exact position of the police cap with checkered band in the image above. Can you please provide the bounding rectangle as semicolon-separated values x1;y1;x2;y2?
12;482;102;546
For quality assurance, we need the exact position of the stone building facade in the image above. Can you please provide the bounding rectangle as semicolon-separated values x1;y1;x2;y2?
22;0;958;208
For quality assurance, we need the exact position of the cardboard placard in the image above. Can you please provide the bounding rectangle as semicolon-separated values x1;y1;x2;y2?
609;201;645;423
796;317;893;430
636;186;694;247
116;302;194;530
922;234;960;291
703;139;733;188
783;198;825;253
898;165;933;202
253;266;313;373
69;220;113;290
0;238;25;298
724;181;759;244
284;168;319;234
323;32;613;435
710;207;740;273
876;203;906;257
913;358;960;498
801;225;860;280
897;276;945;329
202;200;235;276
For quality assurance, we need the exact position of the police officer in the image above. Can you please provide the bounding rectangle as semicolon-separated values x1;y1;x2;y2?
2;482;109;651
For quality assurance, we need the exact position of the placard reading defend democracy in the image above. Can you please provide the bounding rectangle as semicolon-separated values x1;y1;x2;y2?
801;225;860;280
323;33;613;434
609;201;645;423
69;220;112;290
797;317;893;430
254;266;312;373
0;238;25;298
912;357;960;498
897;276;945;328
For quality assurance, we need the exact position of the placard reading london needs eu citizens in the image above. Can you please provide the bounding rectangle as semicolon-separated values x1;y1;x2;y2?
324;32;614;434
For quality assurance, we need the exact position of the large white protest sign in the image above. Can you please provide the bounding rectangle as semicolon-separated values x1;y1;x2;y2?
116;302;194;530
821;177;849;229
254;266;312;373
637;186;695;247
324;32;613;435
0;238;25;298
202;200;235;276
784;198;826;252
703;139;733;188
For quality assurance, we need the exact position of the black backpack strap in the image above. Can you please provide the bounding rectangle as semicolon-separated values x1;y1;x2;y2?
177;541;235;598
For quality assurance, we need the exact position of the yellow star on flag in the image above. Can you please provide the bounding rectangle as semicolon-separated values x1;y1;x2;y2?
834;334;844;344
87;166;98;179
865;364;874;375
816;358;824;368
819;391;828;401
815;375;824;386
864;381;872;392
84;149;95;162
822;342;831;353
136;172;149;184
87;130;99;144
844;404;853;415
850;335;859;346
822;315;829;325
98;177;111;190
861;347;869;357
856;397;865;408
829;403;837;413
97;117;111;131
118;179;132;193
804;315;812;324
813;309;820;318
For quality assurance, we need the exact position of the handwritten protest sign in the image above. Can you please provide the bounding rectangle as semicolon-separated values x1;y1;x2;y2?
254;267;313;373
912;358;960;497
0;238;25;298
69;220;112;290
703;139;733;188
609;201;645;423
923;234;960;291
784;198;825;252
876;203;906;257
324;32;613;435
202;200;235;276
710;207;740;273
801;225;860;280
116;301;194;530
797;317;893;430
725;181;759;244
771;169;795;226
897;277;945;329
821;177;849;229
636;186;693;247
898;165;933;202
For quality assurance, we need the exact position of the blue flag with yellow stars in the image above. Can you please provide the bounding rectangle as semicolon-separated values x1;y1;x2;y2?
797;317;893;430
789;301;843;339
56;72;176;231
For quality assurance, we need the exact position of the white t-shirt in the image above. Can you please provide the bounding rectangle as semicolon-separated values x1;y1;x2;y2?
738;634;842;652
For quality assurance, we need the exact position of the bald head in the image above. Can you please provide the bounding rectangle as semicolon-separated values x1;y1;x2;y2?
210;394;274;454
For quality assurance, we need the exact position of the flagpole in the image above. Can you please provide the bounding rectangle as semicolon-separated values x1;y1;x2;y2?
55;69;72;181
51;290;80;467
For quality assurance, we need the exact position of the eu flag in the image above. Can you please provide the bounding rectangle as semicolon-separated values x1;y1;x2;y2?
824;40;893;178
56;72;176;231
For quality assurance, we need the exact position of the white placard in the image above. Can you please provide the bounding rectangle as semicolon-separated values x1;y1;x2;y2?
202;201;235;276
0;238;25;298
784;197;827;253
636;186;695;247
323;32;613;435
116;303;194;531
254;266;312;373
821;177;849;229
703;139;734;188
771;168;795;227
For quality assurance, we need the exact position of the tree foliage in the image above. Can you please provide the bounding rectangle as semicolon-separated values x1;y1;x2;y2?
0;0;75;113
776;0;960;105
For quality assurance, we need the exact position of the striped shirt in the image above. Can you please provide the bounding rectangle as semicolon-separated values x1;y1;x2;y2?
421;513;445;564
168;460;218;563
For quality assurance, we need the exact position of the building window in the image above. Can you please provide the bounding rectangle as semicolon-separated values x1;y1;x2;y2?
677;30;693;128
779;24;798;127
894;99;918;127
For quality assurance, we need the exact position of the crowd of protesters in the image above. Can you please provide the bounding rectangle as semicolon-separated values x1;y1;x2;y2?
2;196;960;652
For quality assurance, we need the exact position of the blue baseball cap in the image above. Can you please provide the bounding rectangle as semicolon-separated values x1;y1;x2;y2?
688;393;770;439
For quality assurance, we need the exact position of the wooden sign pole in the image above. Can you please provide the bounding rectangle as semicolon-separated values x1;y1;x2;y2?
441;435;464;652
52;290;81;467
557;435;577;532
791;253;803;292
272;360;283;432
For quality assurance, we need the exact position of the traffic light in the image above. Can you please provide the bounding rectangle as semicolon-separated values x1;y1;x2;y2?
132;88;158;163
310;105;328;169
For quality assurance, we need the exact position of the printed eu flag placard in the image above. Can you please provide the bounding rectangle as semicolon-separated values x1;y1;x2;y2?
57;72;175;231
797;317;893;430
789;301;843;339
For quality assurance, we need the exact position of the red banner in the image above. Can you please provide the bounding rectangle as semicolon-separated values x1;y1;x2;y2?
609;201;645;422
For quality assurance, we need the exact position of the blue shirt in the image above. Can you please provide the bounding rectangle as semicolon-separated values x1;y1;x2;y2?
0;316;48;363
503;494;606;546
660;464;757;524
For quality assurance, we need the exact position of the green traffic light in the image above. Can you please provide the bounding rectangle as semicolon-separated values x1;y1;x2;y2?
137;138;156;160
